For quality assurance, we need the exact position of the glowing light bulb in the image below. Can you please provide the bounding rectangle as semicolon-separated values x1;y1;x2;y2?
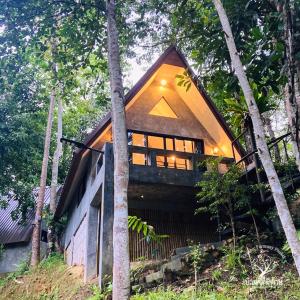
213;147;219;154
160;79;167;86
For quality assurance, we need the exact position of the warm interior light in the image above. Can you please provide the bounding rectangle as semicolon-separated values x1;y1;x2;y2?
160;79;167;86
213;147;219;154
171;155;176;161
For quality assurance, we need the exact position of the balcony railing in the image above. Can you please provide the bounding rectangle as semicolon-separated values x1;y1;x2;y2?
128;145;233;172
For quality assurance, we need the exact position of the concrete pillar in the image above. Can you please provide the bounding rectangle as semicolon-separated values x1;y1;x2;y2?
98;143;114;286
84;203;100;282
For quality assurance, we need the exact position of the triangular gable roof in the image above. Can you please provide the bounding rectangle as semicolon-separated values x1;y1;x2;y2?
55;45;244;218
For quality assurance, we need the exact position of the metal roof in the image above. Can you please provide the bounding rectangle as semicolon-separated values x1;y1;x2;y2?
0;187;51;245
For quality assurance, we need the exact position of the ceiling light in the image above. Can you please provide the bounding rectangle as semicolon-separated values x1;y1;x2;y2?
160;79;167;86
213;147;219;154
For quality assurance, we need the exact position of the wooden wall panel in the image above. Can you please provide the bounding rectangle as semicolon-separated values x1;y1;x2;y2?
129;208;218;261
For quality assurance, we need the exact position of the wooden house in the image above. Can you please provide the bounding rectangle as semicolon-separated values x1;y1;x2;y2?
55;46;242;284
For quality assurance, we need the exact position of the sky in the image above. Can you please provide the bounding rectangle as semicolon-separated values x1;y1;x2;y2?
124;49;160;88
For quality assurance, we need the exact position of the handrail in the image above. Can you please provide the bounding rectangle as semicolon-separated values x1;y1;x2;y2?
128;145;234;164
235;131;292;165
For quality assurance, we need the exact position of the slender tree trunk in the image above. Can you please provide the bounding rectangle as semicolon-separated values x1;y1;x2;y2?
213;0;300;275
285;85;300;170
247;117;265;202
228;203;236;251
263;114;281;162
31;89;55;266
106;0;130;298
295;62;300;109
283;0;300;171
250;209;261;246
48;93;63;254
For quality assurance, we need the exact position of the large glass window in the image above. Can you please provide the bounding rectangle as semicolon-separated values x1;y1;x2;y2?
132;133;145;147
132;153;147;165
148;135;164;149
128;131;203;170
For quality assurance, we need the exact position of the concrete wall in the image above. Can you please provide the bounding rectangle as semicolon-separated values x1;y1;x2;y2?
126;81;219;153
62;144;114;284
0;241;47;274
0;243;31;273
63;151;104;264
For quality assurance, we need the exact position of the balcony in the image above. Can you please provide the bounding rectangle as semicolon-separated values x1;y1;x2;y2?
128;145;234;187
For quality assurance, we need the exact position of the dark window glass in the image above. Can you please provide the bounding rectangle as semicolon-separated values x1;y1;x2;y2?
41;230;48;242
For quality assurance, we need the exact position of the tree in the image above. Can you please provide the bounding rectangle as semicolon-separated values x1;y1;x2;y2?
0;0;111;223
31;85;55;266
106;0;130;298
282;0;300;171
48;86;63;254
213;0;300;275
197;158;259;249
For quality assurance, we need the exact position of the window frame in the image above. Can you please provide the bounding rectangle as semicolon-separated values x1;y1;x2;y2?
128;130;204;154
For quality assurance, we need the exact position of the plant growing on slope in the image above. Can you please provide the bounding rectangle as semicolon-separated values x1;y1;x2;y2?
213;0;300;275
128;216;169;244
196;158;254;249
188;244;207;292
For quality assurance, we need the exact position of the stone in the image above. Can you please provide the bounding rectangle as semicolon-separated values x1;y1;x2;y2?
145;271;163;284
174;246;191;256
161;257;183;273
132;284;144;293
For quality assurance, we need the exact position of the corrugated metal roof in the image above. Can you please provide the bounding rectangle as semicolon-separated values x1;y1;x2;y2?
0;187;51;245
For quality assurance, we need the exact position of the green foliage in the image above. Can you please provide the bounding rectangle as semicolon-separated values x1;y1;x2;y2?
224;85;277;129
175;69;192;91
88;281;112;300
0;0;113;220
196;158;253;243
133;0;290;136
274;158;298;178
39;253;64;270
128;215;169;243
222;246;244;272
197;158;249;214
211;269;222;281
188;244;207;271
0;259;30;287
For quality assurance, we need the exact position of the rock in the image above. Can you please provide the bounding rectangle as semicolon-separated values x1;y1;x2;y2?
212;250;220;258
145;271;163;284
174;246;191;256
132;284;144;293
161;257;183;273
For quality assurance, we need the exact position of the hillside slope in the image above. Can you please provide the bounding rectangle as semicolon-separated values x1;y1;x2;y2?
0;254;96;300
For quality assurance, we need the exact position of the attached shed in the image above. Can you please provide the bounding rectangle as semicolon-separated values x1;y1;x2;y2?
0;188;50;274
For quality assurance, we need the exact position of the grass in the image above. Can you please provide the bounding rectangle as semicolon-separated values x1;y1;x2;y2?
0;253;94;300
131;278;300;300
1;252;300;300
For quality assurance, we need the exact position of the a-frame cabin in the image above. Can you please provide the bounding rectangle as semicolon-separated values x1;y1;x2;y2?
55;46;243;284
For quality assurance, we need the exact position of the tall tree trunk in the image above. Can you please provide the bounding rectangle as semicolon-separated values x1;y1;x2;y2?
213;0;300;275
282;0;300;171
48;93;63;254
263;114;281;162
106;0;130;298
285;85;300;169
31;89;55;266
